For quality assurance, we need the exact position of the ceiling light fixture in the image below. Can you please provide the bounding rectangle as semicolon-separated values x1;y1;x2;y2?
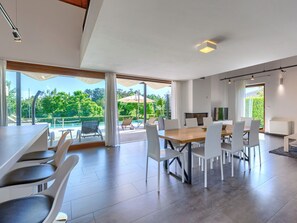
280;69;286;85
220;65;297;82
0;3;22;42
197;40;217;53
228;79;231;84
251;75;255;81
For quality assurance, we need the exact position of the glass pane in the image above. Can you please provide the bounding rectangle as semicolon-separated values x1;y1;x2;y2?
245;86;264;128
117;79;171;143
6;71;17;126
7;70;105;145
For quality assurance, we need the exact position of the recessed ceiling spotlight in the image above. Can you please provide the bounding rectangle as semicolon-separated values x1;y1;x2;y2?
196;40;217;53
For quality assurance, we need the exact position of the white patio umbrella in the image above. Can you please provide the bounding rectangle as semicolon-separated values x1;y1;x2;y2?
118;95;154;103
118;94;154;120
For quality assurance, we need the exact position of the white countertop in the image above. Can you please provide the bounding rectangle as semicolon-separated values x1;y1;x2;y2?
0;124;48;179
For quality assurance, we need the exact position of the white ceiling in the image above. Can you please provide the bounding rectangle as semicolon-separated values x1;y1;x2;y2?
80;0;297;80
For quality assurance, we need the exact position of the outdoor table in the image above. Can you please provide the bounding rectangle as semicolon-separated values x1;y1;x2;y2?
59;129;75;139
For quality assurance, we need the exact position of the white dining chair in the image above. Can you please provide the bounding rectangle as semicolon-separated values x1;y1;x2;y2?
0;155;78;223
244;120;261;167
203;117;213;127
164;119;183;149
145;124;185;192
192;123;224;188
221;121;245;177
164;119;185;171
185;118;198;128
241;117;253;128
164;119;179;130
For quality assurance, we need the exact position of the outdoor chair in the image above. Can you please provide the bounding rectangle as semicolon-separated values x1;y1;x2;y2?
77;120;103;142
121;118;134;130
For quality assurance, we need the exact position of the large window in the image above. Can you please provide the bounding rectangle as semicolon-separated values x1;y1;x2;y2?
244;84;265;129
6;70;105;145
117;78;171;143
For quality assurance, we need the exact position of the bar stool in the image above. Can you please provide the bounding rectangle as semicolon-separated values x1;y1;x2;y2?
0;139;72;189
17;132;69;162
0;155;78;223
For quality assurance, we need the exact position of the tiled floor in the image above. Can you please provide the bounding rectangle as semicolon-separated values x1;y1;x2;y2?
62;134;297;223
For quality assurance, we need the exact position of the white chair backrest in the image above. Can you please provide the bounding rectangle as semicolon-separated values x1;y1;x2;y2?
158;117;165;130
185;118;198;128
52;139;73;168
249;120;260;146
54;131;69;152
241;117;253;128
204;123;223;158
231;121;245;152
42;155;79;223
145;124;161;160
203;117;213;127
164;119;179;130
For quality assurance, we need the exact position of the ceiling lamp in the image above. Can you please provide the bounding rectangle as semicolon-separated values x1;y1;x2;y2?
0;3;22;42
197;40;217;53
251;75;255;81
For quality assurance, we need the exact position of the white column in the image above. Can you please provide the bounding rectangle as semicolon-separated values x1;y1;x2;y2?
171;81;182;127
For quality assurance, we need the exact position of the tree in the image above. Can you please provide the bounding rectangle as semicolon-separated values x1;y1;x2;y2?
6;81;16;116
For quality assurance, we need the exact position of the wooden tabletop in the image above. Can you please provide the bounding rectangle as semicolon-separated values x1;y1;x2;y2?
158;125;243;144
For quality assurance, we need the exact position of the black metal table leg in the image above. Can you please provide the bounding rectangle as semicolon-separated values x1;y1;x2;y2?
164;140;190;183
187;143;192;184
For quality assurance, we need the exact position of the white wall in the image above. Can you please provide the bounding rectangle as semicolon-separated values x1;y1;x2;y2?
179;75;228;125
192;78;211;114
223;55;297;133
0;0;85;68
80;0;104;63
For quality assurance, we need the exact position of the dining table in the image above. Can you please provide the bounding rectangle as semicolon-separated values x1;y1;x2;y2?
158;125;249;184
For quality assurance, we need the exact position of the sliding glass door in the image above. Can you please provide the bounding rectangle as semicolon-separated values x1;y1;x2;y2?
244;84;265;129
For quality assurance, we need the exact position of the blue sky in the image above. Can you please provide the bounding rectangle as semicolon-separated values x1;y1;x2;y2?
6;71;171;99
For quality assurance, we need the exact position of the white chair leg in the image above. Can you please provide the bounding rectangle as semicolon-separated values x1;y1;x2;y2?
199;157;201;166
210;158;213;169
228;152;231;163
204;159;207;188
220;155;224;181
201;158;204;171
175;158;177;174
231;153;234;177
145;156;148;182
258;145;261;165
181;155;185;183
248;147;251;170
158;162;160;192
223;151;226;164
